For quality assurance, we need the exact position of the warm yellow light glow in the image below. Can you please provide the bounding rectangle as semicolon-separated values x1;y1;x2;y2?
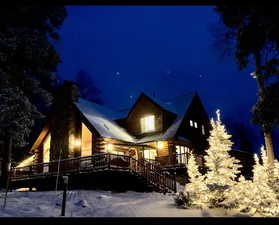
43;134;51;163
143;149;157;160
107;143;113;151
81;123;92;157
140;115;155;133
157;141;164;149
16;155;35;168
75;140;81;147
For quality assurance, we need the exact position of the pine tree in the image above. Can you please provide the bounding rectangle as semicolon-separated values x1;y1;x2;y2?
0;5;67;189
228;147;279;216
184;153;207;208
203;109;242;208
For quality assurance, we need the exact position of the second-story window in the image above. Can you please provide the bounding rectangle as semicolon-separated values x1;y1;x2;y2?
190;120;198;128
190;120;194;127
141;115;155;133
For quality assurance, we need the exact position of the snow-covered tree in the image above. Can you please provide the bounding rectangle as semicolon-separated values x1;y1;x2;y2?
0;5;67;189
227;147;279;216
179;110;242;209
203;109;242;208
184;153;207;208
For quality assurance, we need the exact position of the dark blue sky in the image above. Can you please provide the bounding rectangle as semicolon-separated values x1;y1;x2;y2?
57;6;259;131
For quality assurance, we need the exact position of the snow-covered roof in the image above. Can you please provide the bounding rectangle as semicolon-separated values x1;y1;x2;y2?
144;92;196;117
75;92;196;143
142;92;196;140
135;119;189;144
75;98;135;143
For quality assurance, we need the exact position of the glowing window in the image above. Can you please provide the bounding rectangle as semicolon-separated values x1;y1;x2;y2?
175;145;191;165
81;123;92;157
141;115;155;133
43;133;51;163
194;122;198;128
143;149;157;160
190;120;193;127
202;125;205;135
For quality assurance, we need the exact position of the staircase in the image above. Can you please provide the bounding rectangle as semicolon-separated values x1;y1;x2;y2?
10;153;177;193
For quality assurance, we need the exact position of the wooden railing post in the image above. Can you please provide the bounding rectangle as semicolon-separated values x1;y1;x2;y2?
173;171;177;193
108;154;110;169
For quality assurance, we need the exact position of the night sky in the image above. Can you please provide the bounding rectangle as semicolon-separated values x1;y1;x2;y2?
56;6;267;150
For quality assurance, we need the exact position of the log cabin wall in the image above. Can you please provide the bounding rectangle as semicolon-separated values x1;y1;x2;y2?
125;94;176;138
95;137;105;153
144;141;169;157
125;95;164;137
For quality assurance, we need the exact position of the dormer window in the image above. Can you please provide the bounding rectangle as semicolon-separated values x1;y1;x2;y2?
141;115;155;133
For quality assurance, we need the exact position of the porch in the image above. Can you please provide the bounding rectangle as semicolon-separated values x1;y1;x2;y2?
155;153;190;168
10;153;177;193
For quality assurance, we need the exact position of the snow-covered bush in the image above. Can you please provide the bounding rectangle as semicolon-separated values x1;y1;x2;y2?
226;147;279;217
174;192;192;208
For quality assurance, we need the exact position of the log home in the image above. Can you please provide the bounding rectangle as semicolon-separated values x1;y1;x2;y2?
12;80;253;191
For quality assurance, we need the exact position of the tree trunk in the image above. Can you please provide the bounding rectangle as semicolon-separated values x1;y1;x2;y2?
0;136;12;190
254;51;275;165
263;127;275;163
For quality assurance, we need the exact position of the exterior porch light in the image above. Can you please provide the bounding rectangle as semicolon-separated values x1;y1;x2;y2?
157;141;164;150
107;143;113;151
74;139;81;147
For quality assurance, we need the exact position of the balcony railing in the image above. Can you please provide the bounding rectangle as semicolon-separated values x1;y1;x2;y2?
10;153;176;192
156;153;190;168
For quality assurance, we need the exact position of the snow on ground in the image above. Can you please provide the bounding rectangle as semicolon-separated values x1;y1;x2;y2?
0;190;249;217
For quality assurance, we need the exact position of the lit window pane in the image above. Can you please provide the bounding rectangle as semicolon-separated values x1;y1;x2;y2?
190;120;193;127
194;122;198;128
143;149;157;160
81;123;92;157
141;115;155;133
202;125;205;135
43;134;51;163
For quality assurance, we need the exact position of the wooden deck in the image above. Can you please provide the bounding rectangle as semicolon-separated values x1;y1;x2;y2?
10;153;177;193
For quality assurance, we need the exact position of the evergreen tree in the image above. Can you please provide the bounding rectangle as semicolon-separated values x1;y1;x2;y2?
229;147;279;216
184;153;207;208
214;5;279;165
0;5;67;189
203;110;242;208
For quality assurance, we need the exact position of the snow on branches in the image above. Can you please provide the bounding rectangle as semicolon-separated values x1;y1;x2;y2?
182;109;242;209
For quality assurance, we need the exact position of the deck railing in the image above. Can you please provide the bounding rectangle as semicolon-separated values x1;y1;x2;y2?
156;153;190;168
10;153;176;192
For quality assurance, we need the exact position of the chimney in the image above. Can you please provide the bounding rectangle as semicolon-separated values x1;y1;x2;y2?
49;81;81;161
54;80;79;104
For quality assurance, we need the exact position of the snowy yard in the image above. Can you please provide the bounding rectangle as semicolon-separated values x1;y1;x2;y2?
0;190;249;217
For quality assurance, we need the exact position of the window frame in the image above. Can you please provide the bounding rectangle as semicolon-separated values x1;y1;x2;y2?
201;125;205;135
190;120;194;127
140;115;155;133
